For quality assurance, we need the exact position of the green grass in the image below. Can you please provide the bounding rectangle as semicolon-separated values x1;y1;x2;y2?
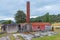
17;35;24;40
32;34;60;40
9;35;16;40
9;35;24;40
0;33;6;38
0;33;24;40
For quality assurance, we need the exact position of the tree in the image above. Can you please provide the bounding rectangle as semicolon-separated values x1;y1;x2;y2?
2;20;12;24
14;10;26;23
45;12;50;22
30;12;60;23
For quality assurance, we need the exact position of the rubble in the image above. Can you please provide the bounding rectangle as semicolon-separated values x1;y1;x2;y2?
13;31;57;40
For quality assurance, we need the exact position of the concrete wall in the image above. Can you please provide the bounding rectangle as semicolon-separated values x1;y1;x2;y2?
26;24;32;32
20;23;32;32
52;26;60;33
45;26;52;31
0;26;2;32
6;26;18;33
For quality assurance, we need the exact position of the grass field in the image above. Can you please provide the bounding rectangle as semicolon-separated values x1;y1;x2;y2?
9;35;16;40
17;35;25;40
0;33;6;38
32;34;60;40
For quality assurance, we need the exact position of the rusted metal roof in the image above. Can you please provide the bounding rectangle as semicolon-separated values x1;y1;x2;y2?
31;22;51;26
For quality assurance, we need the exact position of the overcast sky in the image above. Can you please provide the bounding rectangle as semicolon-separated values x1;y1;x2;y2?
0;0;60;21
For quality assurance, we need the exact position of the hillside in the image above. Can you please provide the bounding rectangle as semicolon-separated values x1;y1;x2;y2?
30;13;60;23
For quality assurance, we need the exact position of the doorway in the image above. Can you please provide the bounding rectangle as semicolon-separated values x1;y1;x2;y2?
18;24;21;32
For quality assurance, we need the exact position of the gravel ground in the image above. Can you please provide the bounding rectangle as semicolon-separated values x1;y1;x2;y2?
0;31;56;40
13;31;56;40
13;33;33;40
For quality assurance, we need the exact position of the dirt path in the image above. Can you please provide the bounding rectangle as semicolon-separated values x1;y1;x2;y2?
15;36;20;40
0;36;10;40
13;34;21;40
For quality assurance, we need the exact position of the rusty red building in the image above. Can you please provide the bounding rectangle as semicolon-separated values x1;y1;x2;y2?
31;22;51;31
